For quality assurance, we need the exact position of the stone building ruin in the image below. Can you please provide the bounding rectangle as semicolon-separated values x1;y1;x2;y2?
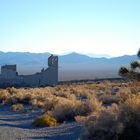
0;55;58;87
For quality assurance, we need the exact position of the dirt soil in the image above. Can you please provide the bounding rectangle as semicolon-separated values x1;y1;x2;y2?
0;105;82;140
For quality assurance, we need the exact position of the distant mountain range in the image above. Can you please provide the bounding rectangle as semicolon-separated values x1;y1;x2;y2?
0;51;137;81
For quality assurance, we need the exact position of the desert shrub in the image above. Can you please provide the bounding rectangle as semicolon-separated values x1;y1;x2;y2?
10;91;25;104
0;90;9;104
11;103;24;111
98;94;120;105
118;94;140;140
6;87;17;94
129;81;140;94
80;104;123;140
100;80;112;87
20;94;32;104
95;80;112;91
116;87;133;103
52;100;75;122
80;93;140;140
86;97;102;113
44;97;59;111
54;92;69;98
31;99;46;107
67;93;77;101
75;102;92;116
75;97;101;116
33;114;56;127
52;95;101;123
74;115;87;123
9;91;33;105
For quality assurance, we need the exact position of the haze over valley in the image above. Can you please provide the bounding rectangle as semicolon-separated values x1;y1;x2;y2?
0;51;137;81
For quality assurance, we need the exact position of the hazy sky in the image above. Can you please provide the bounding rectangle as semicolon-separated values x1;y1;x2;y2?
0;0;140;57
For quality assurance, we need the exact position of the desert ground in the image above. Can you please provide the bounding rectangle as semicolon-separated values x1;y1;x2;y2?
0;80;140;140
0;105;82;140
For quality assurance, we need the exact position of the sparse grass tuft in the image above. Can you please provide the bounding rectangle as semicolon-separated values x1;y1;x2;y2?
74;115;87;123
0;90;9;104
11;103;24;111
33;114;57;127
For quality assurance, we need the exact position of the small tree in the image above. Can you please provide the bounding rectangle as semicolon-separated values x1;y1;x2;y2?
119;49;140;80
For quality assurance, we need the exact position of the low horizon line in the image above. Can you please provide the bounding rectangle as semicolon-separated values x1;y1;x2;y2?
0;50;136;58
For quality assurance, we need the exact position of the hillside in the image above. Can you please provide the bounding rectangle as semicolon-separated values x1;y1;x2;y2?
0;52;137;80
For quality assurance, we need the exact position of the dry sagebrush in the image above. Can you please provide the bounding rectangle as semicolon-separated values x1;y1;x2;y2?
1;80;140;136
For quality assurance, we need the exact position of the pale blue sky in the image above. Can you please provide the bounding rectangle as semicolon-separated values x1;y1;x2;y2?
0;0;140;57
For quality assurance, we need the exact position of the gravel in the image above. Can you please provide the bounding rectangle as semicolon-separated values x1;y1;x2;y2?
0;105;83;140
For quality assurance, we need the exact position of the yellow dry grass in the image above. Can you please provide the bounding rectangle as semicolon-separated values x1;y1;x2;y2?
1;80;140;135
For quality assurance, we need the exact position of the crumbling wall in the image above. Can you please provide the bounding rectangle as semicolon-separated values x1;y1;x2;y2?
0;55;58;87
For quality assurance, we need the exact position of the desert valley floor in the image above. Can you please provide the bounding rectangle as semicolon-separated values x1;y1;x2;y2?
0;80;140;140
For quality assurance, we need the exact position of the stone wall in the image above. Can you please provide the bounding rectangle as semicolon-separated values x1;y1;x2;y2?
0;55;58;87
